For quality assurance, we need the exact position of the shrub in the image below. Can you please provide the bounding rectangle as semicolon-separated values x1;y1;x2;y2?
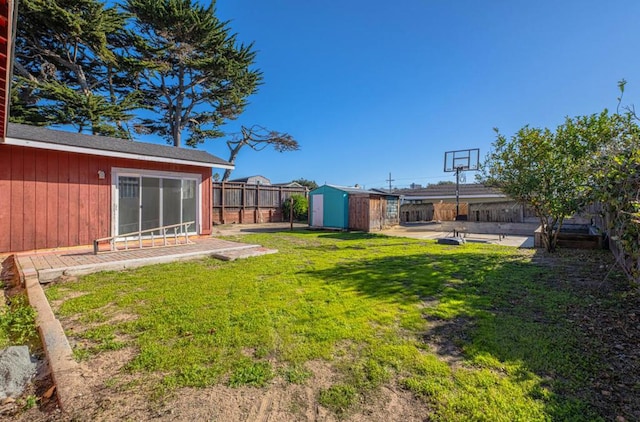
282;194;308;221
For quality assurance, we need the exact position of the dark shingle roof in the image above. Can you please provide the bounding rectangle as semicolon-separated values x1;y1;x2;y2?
325;185;400;197
6;123;232;168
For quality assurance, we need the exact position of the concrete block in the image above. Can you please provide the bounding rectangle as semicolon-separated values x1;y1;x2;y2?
437;237;466;246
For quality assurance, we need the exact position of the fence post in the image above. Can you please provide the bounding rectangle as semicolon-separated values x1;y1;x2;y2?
221;181;226;224
256;183;260;223
279;186;284;222
241;183;245;224
290;196;294;230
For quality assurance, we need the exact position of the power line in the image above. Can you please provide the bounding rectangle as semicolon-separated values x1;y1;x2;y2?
362;174;452;187
386;172;394;191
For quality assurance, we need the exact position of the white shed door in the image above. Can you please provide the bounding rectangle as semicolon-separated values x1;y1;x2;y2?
311;194;323;227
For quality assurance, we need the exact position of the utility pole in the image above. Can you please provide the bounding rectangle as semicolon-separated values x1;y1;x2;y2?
386;172;394;192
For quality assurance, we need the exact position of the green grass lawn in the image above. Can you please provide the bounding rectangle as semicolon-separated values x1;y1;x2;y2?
46;231;621;421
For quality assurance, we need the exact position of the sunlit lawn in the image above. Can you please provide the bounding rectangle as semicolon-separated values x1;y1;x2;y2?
46;231;611;420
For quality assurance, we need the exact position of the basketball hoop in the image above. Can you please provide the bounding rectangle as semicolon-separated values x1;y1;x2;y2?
443;148;480;219
444;148;480;173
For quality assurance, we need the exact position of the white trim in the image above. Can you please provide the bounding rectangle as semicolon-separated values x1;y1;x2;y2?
112;168;202;237
4;136;234;170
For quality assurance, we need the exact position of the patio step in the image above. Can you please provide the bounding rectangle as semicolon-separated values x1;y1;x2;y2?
211;246;278;261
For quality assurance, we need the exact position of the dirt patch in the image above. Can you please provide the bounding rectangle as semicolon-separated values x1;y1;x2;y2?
14;354;430;421
422;316;473;365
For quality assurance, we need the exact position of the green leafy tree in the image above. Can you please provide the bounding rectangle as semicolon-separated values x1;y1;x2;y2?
123;0;262;147
591;115;640;283
282;194;308;221
589;83;640;283
12;0;138;136
479;112;612;252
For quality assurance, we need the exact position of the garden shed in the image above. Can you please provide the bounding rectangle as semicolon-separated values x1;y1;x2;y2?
309;185;399;232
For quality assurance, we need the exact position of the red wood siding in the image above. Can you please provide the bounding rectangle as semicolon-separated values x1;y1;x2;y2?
9;144;23;251
0;143;8;252
0;144;213;252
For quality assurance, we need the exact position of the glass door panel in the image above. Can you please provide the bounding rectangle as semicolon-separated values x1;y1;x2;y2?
118;177;140;235
162;178;182;228
182;179;197;231
141;177;160;233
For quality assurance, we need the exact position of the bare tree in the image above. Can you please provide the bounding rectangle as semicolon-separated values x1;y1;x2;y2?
222;125;299;181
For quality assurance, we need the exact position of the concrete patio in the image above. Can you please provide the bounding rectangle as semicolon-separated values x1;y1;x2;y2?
15;237;276;283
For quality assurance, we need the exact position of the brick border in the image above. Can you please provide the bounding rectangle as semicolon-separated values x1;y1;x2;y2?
19;260;91;415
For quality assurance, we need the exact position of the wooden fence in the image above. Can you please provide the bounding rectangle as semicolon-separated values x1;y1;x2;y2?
433;202;469;221
212;182;308;224
400;203;434;222
401;201;536;223
468;202;525;223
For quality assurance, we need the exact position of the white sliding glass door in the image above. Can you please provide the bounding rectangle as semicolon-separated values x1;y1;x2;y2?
114;169;200;236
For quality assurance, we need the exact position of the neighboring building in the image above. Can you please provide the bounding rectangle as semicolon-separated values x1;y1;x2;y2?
399;183;508;204
228;175;271;185
272;181;304;188
398;184;527;222
0;124;233;253
309;185;399;232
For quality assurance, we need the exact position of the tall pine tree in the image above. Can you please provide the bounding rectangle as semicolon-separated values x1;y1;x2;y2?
124;0;262;147
12;0;138;137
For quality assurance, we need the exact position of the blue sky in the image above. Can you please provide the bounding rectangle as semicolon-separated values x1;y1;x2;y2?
172;1;640;188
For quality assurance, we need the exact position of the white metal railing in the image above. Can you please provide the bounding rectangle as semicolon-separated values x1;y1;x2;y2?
93;221;195;254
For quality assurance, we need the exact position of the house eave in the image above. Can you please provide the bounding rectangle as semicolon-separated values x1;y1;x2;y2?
3;136;235;170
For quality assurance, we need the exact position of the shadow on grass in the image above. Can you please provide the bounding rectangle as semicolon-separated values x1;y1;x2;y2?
302;246;607;420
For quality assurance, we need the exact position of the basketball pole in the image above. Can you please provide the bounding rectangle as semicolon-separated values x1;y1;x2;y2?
455;166;461;220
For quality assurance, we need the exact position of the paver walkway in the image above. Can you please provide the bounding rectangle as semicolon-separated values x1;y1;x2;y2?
16;237;274;283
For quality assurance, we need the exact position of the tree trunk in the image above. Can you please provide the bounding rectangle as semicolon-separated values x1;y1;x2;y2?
222;139;246;181
538;214;557;253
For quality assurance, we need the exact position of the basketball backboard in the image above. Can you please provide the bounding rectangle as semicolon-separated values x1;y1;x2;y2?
444;148;480;172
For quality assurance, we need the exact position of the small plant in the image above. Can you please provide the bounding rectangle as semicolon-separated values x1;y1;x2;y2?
79;324;127;352
0;294;37;347
283;365;312;384
319;384;357;414
282;194;308;221
23;395;38;410
73;347;91;362
228;360;274;387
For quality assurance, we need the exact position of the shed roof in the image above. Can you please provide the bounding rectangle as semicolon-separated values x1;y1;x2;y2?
4;123;233;169
320;184;400;197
